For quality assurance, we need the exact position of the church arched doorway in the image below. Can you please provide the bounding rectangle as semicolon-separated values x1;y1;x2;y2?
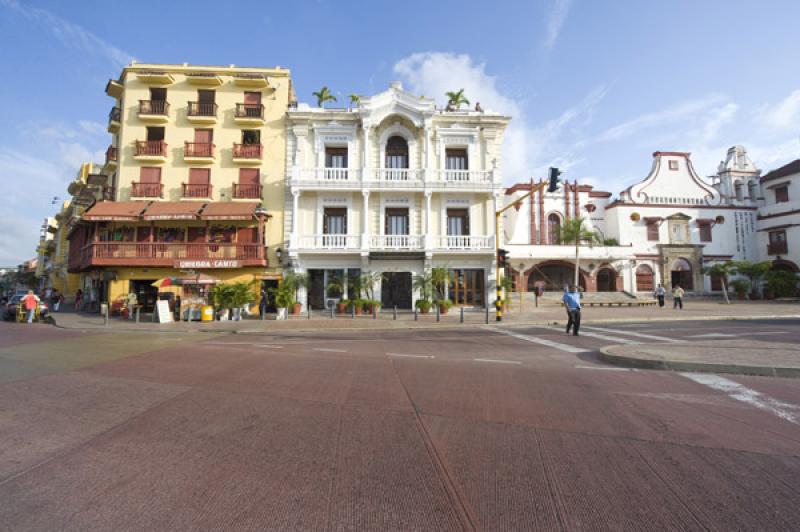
635;264;654;292
527;262;587;292
670;258;693;290
596;268;617;292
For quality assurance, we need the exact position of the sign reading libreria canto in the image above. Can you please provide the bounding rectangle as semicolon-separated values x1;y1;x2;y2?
174;260;240;269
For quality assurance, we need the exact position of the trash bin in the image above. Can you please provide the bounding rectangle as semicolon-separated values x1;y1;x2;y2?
201;305;214;322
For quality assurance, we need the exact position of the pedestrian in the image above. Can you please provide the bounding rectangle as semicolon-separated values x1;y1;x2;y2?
562;284;582;336
259;286;268;318
673;284;684;309
126;291;138;320
74;289;83;311
654;283;666;308
21;290;38;324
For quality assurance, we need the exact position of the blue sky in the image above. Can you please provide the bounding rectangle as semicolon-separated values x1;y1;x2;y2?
2;0;800;264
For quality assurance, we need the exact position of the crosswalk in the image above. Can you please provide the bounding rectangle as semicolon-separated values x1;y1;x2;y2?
492;324;685;354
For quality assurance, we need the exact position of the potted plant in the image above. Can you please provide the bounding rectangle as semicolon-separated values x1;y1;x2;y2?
282;272;308;315
270;283;293;320
209;283;233;320
765;270;799;299
335;299;349;314
352;298;368;315
415;299;432;314
730;279;751;300
731;260;771;300
437;299;453;315
229;281;256;321
367;299;382;314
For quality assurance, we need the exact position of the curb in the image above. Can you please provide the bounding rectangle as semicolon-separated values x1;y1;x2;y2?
598;345;800;379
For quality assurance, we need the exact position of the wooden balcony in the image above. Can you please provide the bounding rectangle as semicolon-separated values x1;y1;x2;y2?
108;106;121;132
232;183;262;199
234;103;265;125
134;140;168;162
138;100;170;122
105;146;118;167
131;182;164;198
77;242;266;269
182;183;213;199
186;101;218;124
768;241;788;255
183;142;215;163
232;143;263;164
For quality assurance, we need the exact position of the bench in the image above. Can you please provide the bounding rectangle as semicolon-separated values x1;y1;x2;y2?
583;300;657;307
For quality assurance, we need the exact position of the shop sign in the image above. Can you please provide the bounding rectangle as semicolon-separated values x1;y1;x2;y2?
174;260;240;269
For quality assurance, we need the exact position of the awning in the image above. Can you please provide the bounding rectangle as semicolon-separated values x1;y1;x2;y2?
200;201;262;220
83;201;150;221
143;201;205;221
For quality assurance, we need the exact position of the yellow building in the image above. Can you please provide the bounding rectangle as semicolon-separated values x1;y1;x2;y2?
68;63;293;313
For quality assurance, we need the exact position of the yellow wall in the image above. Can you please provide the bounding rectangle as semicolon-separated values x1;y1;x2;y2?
109;64;290;273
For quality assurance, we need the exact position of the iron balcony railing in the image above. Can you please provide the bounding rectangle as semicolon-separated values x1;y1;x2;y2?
138;100;169;116
184;142;215;158
187;101;218;117
235;103;265;119
232;143;263;159
131;182;164;198
232;183;262;199
135;140;168;157
182;183;212;198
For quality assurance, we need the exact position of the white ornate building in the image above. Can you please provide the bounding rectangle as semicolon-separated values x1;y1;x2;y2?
503;147;775;294
285;82;509;310
756;158;800;274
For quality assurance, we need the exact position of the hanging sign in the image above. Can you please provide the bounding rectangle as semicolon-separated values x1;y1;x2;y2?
174;260;240;269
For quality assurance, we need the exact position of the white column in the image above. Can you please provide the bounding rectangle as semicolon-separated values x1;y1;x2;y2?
362;191;370;252
363;125;371;183
425;192;432;251
291;190;300;248
492;193;500;249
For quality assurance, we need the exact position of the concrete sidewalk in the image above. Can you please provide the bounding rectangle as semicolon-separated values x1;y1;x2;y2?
600;340;800;378
46;298;800;333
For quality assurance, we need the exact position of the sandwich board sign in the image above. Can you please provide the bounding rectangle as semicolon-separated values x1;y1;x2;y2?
155;300;173;323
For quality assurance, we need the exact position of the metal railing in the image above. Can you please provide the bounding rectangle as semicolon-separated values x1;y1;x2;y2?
135;140;168;157
232;183;262;199
138;100;169;116
184;142;215;158
232;143;263;159
371;168;424;183
187;101;218;117
82;242;263;262
768;241;788;255
109;107;121;122
105;146;117;164
291;167;493;186
131;182;164;197
235;103;265;119
182;183;212;198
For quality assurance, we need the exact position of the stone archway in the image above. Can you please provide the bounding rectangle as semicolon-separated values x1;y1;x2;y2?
772;259;799;273
526;261;589;292
670;257;693;290
596;267;618;292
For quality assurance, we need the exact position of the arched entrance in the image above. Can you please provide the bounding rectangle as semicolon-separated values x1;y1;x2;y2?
671;258;693;290
772;259;799;273
527;261;587;291
636;264;654;292
596;268;617;292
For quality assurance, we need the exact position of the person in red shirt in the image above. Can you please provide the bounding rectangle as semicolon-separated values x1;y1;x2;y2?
21;290;39;323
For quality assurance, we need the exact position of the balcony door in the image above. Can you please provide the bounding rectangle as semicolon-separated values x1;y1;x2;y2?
187;168;210;198
243;91;262;117
446;209;469;236
323;208;347;247
325;147;348;180
385;208;409;235
146;126;165;142
385;136;409;180
192;129;213;157
237;168;260;199
198;89;215;104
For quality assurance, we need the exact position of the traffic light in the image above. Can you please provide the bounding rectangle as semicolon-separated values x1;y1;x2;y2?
497;248;508;267
548;167;562;192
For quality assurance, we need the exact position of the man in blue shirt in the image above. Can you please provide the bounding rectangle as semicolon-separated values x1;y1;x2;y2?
562;285;581;336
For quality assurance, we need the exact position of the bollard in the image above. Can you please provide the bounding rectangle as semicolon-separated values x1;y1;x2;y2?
460;306;464;323
393;305;397;321
436;303;440;322
330;305;334;319
101;303;108;326
485;305;489;324
308;307;311;320
373;305;377;319
135;306;140;323
351;303;355;319
414;307;418;321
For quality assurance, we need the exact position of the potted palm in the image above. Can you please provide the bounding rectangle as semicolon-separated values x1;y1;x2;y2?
415;299;432;314
229;281;256;321
445;89;470;109
209;283;233;320
283;271;308;314
270;283;293;320
360;271;382;314
326;275;345;313
312;86;337;108
730;279;750;300
430;267;450;313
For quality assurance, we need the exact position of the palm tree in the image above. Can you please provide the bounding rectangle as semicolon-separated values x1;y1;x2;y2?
731;260;772;298
701;261;735;304
430;267;449;301
348;93;361;109
557;217;598;288
312;87;337;108
413;272;434;302
445;89;470;109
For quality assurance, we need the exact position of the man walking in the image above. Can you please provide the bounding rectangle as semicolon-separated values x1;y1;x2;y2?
673;284;684;309
654;284;666;308
563;285;582;336
21;290;38;323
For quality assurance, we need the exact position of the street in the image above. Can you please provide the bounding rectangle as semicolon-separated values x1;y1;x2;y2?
1;318;799;530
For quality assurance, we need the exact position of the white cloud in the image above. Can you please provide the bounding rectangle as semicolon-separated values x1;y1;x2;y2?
393;52;606;182
0;0;133;68
78;120;107;136
755;89;800;131
544;0;573;49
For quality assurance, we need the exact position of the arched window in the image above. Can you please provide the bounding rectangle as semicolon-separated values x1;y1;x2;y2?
385;136;409;169
635;264;654;292
548;214;561;244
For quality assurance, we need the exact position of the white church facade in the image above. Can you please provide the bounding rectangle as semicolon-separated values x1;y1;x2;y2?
502;146;773;295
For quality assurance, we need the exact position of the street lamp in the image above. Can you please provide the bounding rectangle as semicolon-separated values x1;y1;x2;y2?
275;247;283;265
